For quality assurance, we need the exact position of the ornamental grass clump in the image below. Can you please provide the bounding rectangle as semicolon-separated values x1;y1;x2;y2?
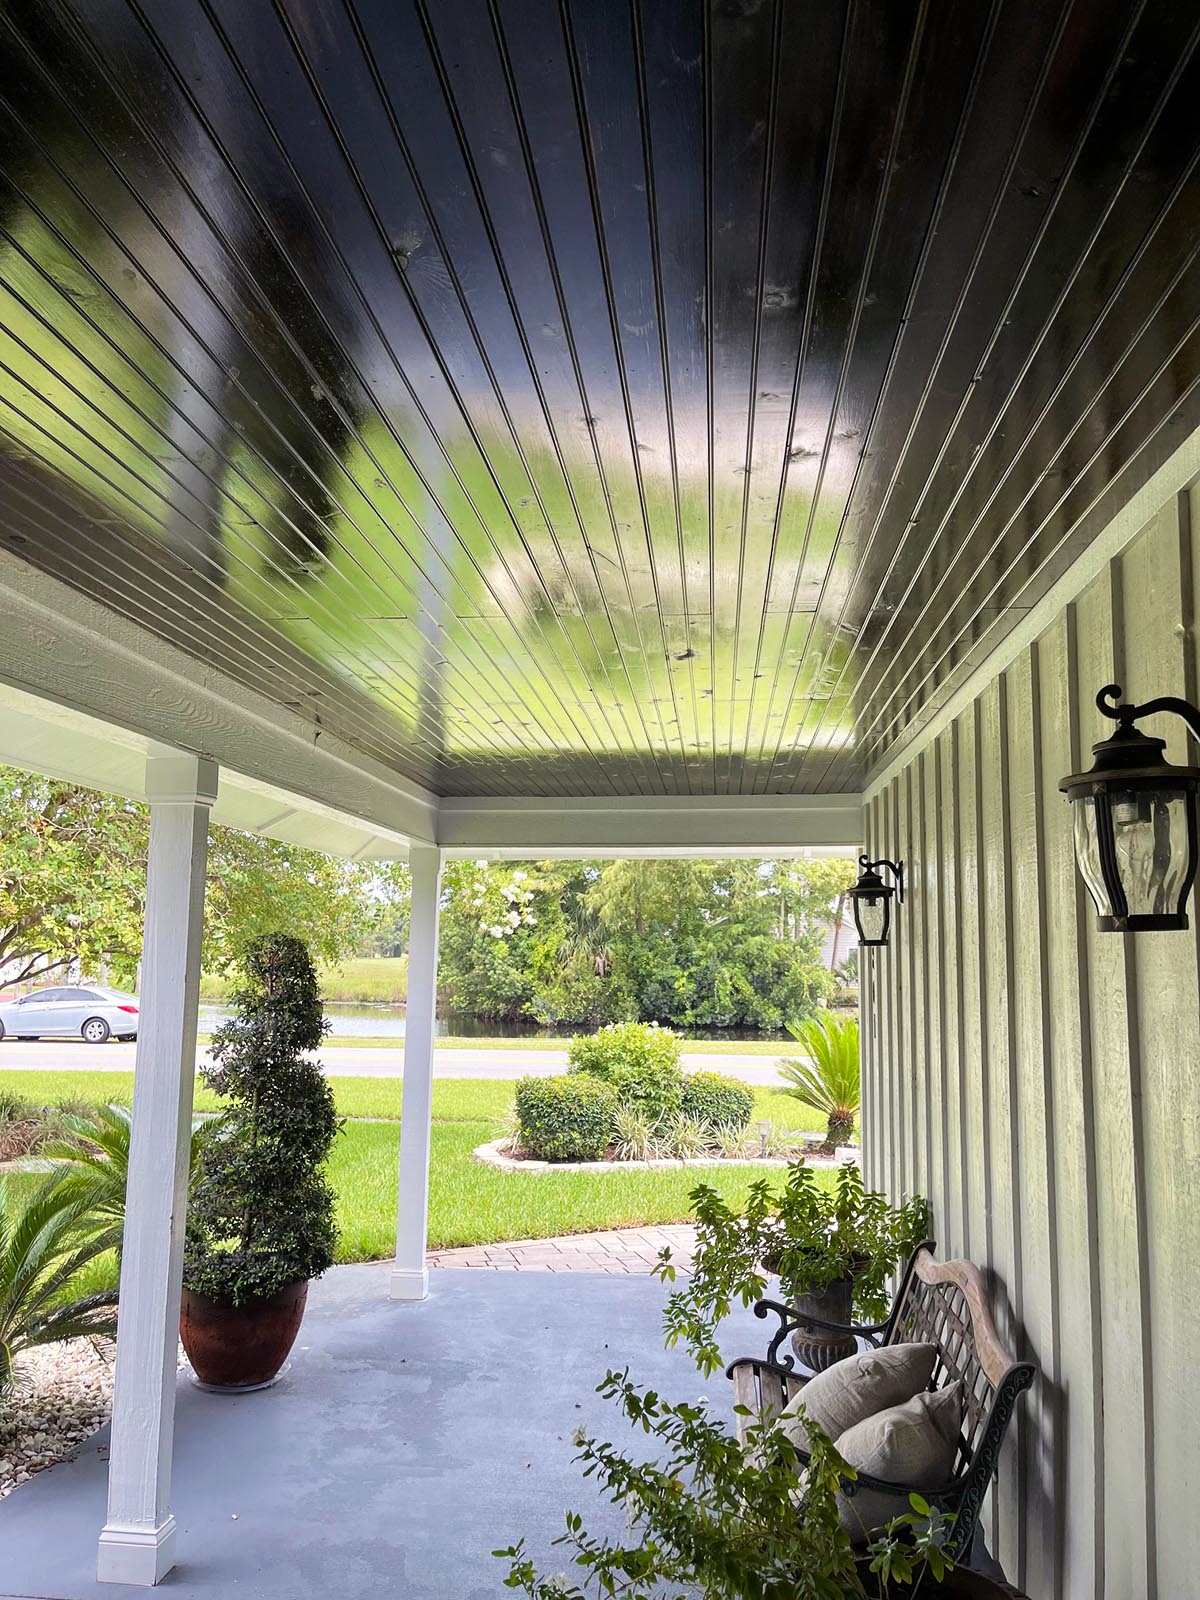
184;934;341;1305
610;1105;659;1162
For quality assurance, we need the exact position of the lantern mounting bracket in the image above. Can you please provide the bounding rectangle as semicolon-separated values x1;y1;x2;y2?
858;854;905;903
1096;683;1200;744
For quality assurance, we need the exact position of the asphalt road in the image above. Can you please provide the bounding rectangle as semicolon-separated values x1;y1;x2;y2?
0;1038;788;1085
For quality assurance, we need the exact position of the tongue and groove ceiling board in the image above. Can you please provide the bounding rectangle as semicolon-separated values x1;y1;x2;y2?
0;0;1196;798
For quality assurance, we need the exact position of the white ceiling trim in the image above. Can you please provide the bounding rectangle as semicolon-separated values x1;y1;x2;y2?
436;793;863;857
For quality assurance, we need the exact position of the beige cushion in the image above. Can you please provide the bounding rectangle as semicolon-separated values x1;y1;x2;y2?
774;1342;937;1454
834;1380;964;1541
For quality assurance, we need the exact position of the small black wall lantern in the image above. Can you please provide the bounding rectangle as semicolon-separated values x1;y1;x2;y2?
848;855;905;947
1060;684;1200;932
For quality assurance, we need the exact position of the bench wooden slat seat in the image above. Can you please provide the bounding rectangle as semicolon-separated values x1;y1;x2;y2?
726;1241;1036;1559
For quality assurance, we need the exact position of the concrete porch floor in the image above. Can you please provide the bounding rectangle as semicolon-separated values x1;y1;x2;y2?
0;1262;760;1600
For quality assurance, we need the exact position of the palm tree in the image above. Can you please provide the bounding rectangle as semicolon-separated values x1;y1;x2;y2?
0;1177;121;1392
42;1102;208;1226
779;1011;860;1152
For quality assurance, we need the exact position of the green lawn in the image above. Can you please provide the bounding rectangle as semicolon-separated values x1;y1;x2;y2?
199;955;409;1005
331;1119;831;1257
423;1035;799;1057
192;1033;800;1055
0;1072;814;1128
1;1071;829;1260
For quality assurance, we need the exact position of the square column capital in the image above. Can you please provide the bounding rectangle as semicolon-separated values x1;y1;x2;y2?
145;754;219;808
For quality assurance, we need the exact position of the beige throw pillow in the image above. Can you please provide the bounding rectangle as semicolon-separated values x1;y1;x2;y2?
774;1342;937;1455
834;1380;964;1540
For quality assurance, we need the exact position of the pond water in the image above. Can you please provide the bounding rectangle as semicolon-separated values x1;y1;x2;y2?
196;1001;791;1043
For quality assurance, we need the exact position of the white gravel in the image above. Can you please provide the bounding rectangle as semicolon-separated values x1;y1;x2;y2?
0;1338;115;1499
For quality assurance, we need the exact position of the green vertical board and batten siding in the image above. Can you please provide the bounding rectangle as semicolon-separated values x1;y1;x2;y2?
863;482;1200;1598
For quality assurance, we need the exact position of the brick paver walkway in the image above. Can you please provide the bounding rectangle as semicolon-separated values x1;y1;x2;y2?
427;1223;696;1274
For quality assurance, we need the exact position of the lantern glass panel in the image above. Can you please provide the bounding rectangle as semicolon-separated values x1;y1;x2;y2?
1071;799;1111;918
1111;785;1191;918
854;895;888;945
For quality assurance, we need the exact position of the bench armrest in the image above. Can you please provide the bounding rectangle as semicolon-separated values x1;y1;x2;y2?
752;1296;887;1368
725;1352;806;1385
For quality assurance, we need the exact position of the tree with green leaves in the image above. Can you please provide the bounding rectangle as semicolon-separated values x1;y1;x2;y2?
0;767;407;988
777;858;860;969
436;856;853;1030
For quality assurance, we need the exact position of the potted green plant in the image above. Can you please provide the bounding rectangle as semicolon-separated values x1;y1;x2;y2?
659;1162;929;1375
180;934;341;1390
496;1371;1022;1598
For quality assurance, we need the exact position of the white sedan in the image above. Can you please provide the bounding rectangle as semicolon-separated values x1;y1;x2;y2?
0;985;139;1043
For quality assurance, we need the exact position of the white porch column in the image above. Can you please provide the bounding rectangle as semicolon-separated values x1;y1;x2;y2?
390;842;442;1300
98;754;218;1586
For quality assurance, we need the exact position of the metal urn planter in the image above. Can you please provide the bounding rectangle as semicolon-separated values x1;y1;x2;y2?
854;1560;1028;1599
180;1281;309;1390
787;1274;857;1372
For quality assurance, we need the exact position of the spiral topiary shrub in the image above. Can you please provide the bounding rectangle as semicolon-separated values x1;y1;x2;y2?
184;933;341;1304
679;1070;755;1133
514;1073;618;1162
567;1021;684;1125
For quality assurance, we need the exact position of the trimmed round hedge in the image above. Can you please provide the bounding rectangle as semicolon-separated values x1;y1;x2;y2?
514;1073;618;1162
680;1070;755;1133
567;1022;683;1124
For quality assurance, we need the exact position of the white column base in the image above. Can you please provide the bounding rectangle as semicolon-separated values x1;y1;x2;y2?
389;1265;429;1301
97;1516;177;1585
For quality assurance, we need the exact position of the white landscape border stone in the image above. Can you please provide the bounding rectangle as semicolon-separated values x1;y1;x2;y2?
472;1138;862;1173
0;1340;115;1501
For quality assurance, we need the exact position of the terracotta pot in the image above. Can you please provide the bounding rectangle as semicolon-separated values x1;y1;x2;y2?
180;1280;308;1389
787;1273;857;1372
854;1559;1027;1598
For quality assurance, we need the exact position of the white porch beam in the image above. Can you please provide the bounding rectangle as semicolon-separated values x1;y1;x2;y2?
0;551;438;849
436;793;863;857
389;842;443;1301
0;676;417;862
97;753;217;1587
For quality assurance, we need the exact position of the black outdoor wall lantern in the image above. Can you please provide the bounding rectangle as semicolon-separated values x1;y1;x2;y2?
1060;684;1200;932
848;856;905;947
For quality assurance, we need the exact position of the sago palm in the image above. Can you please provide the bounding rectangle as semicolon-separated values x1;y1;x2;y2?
779;1011;860;1152
0;1177;121;1392
43;1102;208;1226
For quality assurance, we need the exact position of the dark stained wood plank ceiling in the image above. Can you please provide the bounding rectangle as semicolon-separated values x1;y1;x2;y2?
0;0;1196;798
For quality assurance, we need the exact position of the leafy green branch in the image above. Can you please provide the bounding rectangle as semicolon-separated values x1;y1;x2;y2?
656;1164;929;1376
495;1371;955;1600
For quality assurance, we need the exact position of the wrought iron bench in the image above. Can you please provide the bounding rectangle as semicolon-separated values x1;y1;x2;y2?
726;1241;1036;1559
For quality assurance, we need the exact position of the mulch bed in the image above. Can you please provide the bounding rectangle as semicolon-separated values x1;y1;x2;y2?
0;1117;51;1163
